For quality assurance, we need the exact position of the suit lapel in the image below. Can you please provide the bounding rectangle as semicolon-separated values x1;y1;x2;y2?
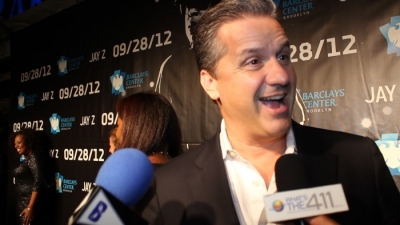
182;122;338;223
186;134;240;224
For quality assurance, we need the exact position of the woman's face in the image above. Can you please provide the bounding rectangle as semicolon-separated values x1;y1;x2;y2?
14;134;30;155
109;136;116;154
116;117;123;147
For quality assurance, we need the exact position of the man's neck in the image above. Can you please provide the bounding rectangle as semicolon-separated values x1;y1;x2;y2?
223;120;288;158
224;124;288;187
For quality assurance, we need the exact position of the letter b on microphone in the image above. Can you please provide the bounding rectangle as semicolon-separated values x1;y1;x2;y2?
89;201;108;222
69;186;148;225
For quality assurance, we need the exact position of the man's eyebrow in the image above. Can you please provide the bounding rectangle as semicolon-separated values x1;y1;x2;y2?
236;47;265;59
237;40;291;56
235;39;292;63
279;40;291;50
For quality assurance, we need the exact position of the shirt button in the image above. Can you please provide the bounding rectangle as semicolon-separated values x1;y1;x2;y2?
229;151;237;158
253;181;259;187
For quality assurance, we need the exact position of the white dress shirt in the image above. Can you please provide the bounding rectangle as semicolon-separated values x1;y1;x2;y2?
220;120;297;225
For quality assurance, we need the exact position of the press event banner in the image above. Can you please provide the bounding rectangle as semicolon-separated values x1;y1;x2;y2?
8;0;400;224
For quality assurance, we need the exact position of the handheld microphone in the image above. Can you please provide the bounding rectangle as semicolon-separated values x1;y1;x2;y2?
68;148;154;225
275;153;309;192
264;154;349;223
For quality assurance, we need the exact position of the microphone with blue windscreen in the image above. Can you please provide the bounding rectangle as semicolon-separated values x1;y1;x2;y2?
69;148;154;225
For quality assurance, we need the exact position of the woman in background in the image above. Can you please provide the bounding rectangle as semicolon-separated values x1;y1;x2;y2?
108;127;118;154
10;129;50;225
115;91;182;165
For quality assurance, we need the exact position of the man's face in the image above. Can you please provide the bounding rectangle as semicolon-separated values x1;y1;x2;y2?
202;16;296;142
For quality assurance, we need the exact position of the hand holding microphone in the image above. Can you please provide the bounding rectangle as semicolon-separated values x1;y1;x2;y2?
69;148;154;225
305;215;339;225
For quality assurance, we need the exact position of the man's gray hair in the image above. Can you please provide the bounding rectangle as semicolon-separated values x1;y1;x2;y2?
193;0;277;77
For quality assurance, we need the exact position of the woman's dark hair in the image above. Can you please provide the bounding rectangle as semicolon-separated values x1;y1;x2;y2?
9;128;40;153
116;91;182;157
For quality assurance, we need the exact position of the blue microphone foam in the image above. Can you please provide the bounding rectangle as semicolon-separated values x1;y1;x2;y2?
95;148;154;206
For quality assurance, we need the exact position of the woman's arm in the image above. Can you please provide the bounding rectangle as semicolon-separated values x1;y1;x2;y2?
20;191;39;225
22;152;45;224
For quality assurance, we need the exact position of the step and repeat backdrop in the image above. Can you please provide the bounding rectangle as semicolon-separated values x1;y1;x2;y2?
8;0;400;224
280;0;400;186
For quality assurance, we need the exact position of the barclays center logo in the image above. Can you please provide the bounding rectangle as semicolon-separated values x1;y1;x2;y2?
278;0;314;20
57;55;84;75
380;15;400;56
300;89;345;113
110;70;126;95
55;172;64;193
57;55;69;76
49;113;61;134
55;172;78;193
49;113;76;134
17;92;37;110
375;133;400;176
17;92;25;110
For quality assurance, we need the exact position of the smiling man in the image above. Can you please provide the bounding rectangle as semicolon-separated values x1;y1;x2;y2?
142;0;400;224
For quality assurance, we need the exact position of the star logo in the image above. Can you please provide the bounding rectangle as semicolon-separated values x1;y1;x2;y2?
110;70;126;95
49;113;61;134
380;16;400;56
58;55;69;75
17;92;25;110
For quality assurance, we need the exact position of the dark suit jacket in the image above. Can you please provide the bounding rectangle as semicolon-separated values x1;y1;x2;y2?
142;121;400;225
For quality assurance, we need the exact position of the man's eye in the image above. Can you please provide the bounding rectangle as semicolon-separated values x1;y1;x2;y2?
249;59;259;65
278;55;290;61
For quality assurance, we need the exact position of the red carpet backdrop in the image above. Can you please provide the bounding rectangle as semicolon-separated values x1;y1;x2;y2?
8;0;400;224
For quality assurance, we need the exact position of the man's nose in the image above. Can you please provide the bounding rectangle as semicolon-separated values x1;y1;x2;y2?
264;60;290;86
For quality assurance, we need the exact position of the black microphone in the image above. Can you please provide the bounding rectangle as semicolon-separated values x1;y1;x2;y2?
68;148;154;225
264;154;348;223
275;154;309;192
274;154;308;224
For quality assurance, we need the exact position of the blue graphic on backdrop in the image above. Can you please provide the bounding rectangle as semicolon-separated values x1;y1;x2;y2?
380;15;400;56
49;113;61;134
17;92;25;110
57;56;69;76
375;133;400;176
110;70;126;95
279;0;313;18
55;172;63;193
0;0;43;19
125;71;148;88
55;172;78;193
0;0;4;14
49;113;75;134
17;92;37;109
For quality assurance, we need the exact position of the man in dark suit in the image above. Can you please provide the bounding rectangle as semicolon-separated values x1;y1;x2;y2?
142;0;400;224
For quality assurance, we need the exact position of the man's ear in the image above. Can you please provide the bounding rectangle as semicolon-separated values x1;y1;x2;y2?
200;69;220;100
